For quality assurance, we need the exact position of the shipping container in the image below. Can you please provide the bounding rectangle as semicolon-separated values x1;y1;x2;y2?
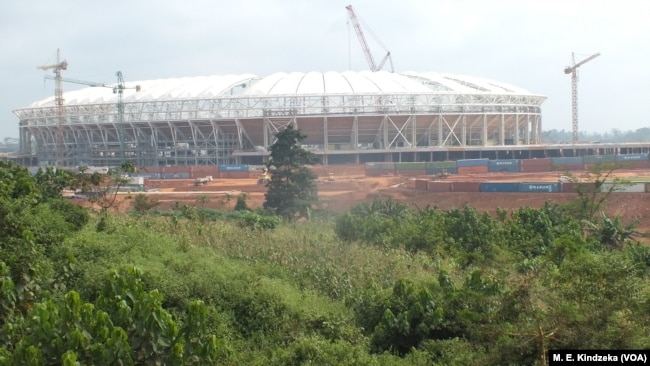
414;179;430;190
518;182;559;193
396;162;427;170
480;182;519;192
427;182;451;192
132;173;161;179
560;182;578;193
583;155;616;164
457;166;489;175
190;166;219;179
142;166;162;175
488;159;520;167
175;172;190;179
218;164;249;172
426;167;458;175
623;161;650;170
161;166;191;174
601;182;646;193
616;153;649;162
456;158;489;167
449;182;481;192
553;164;584;172
646;183;650;193
552;157;583;165
488;161;520;173
427;161;457;169
161;173;175;179
520;158;552;172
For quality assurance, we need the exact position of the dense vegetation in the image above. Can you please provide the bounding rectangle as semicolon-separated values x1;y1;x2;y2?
1;159;650;365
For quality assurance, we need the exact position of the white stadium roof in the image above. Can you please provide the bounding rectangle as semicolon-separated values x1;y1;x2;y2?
29;71;541;108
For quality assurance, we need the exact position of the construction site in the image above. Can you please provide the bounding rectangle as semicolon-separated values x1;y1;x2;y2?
12;6;650;237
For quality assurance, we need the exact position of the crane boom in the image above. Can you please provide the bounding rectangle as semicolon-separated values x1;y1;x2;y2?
43;71;141;163
345;5;393;72
564;52;600;143
44;75;109;88
346;5;376;71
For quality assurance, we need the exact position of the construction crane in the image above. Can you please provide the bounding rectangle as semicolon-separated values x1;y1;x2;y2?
345;5;393;72
37;49;68;167
564;52;600;144
44;71;141;162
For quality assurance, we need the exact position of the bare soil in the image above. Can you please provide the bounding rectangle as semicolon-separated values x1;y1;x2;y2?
109;164;650;238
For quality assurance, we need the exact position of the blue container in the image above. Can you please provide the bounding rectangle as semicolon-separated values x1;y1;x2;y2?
488;160;520;173
426;167;458;175
176;172;190;179
480;182;519;192
518;182;559;193
615;154;649;162
161;173;175;179
552;157;583;165
456;158;489;167
583;155;616;164
218;164;249;172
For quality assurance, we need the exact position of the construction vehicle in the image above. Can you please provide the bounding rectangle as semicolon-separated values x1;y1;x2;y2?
257;168;270;185
345;5;394;72
194;176;213;186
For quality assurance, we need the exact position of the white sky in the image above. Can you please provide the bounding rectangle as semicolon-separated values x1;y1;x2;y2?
2;0;649;139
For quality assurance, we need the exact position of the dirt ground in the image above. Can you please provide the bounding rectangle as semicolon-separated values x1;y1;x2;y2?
109;164;650;238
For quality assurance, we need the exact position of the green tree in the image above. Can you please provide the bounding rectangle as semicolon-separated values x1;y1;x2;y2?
132;193;160;217
233;193;249;211
263;125;320;219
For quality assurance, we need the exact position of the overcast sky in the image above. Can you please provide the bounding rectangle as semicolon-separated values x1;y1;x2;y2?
2;0;649;139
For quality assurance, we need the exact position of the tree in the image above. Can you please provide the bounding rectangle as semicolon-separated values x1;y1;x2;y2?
71;162;135;231
263;125;320;219
132;193;160;217
567;162;629;222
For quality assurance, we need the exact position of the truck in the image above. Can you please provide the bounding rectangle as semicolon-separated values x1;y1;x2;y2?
194;176;213;186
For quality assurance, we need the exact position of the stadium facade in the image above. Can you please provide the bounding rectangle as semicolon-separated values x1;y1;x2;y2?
13;70;617;168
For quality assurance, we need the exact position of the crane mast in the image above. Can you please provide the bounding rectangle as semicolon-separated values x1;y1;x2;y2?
564;52;600;143
345;5;393;72
43;71;141;163
37;49;68;167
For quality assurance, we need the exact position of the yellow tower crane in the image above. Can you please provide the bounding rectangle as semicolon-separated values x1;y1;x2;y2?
37;49;68;167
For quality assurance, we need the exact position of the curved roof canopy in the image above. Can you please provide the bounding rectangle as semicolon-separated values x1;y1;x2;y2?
28;71;542;108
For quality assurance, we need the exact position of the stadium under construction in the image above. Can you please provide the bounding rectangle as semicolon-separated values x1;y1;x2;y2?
12;70;650;168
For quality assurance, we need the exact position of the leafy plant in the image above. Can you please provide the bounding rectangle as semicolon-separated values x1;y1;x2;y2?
263;125;320;219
